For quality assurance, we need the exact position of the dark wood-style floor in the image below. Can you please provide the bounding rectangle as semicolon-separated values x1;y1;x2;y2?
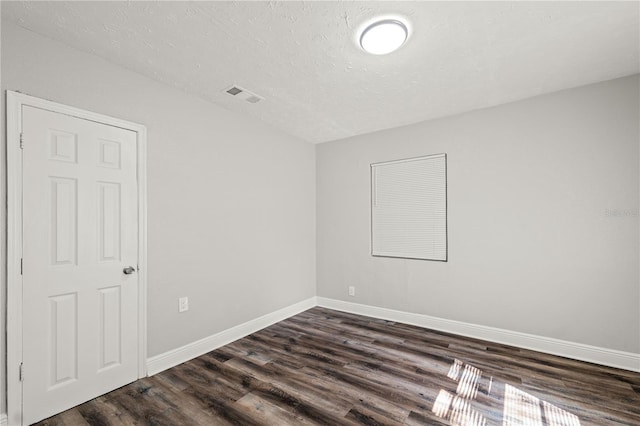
37;307;640;426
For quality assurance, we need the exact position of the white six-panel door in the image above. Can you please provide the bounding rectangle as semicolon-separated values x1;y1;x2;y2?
21;105;140;424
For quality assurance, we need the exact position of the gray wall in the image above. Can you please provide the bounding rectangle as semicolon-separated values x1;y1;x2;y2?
317;74;640;354
1;22;316;413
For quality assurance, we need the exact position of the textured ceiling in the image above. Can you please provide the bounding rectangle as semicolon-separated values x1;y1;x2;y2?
3;1;639;143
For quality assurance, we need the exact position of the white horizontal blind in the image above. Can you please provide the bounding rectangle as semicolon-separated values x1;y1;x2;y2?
371;154;447;261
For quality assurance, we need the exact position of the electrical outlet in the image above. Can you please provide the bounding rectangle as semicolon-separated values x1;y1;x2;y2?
179;296;189;312
348;286;355;297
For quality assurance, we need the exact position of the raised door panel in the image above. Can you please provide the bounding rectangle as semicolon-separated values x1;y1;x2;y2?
50;177;78;267
98;286;122;371
97;182;121;262
48;293;78;389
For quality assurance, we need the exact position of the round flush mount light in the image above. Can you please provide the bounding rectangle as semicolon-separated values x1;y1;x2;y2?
359;19;409;55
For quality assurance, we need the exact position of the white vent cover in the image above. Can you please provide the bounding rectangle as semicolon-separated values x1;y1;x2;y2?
223;85;264;104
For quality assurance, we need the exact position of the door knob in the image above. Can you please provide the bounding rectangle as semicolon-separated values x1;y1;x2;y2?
123;266;136;275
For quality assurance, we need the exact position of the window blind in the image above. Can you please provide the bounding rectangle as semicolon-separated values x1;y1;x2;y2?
371;153;447;261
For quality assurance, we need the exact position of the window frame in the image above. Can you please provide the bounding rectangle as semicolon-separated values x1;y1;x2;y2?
370;153;448;262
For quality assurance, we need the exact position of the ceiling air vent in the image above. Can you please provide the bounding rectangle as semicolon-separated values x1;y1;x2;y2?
223;85;264;104
226;86;243;96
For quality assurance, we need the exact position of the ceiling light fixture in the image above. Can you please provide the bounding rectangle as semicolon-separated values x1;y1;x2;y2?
359;19;409;55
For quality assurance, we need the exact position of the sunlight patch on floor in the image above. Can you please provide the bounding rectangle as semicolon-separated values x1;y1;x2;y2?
433;389;488;426
434;359;581;426
503;384;580;426
503;384;543;425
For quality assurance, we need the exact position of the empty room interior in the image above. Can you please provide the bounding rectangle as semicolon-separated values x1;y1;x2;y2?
1;1;639;425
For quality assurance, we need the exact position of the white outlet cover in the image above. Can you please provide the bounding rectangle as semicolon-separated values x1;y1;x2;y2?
179;297;189;312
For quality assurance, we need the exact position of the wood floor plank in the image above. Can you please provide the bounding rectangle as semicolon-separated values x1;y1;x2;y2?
222;357;357;422
271;360;412;424
149;372;229;425
35;307;640;426
38;408;88;426
234;393;318;425
73;401;133;426
106;378;201;426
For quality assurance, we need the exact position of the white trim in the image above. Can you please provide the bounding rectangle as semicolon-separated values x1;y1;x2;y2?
317;297;640;373
0;413;8;426
371;152;446;167
6;91;148;425
147;297;318;376
147;295;639;378
136;124;149;378
6;91;24;426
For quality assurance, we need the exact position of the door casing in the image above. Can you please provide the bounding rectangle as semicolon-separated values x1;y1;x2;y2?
6;91;148;425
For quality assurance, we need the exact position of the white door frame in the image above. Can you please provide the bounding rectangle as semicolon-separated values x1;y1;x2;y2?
6;91;148;425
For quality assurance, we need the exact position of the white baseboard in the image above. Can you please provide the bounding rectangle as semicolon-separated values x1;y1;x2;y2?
147;297;317;376
317;297;640;373
147;295;639;376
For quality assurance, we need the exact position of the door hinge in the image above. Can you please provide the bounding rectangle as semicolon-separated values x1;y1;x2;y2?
19;363;24;381
19;133;24;149
20;258;23;275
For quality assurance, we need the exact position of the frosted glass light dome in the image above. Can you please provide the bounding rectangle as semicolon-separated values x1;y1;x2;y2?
360;19;408;55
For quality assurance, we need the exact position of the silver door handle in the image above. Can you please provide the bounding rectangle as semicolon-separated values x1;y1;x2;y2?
123;266;136;275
